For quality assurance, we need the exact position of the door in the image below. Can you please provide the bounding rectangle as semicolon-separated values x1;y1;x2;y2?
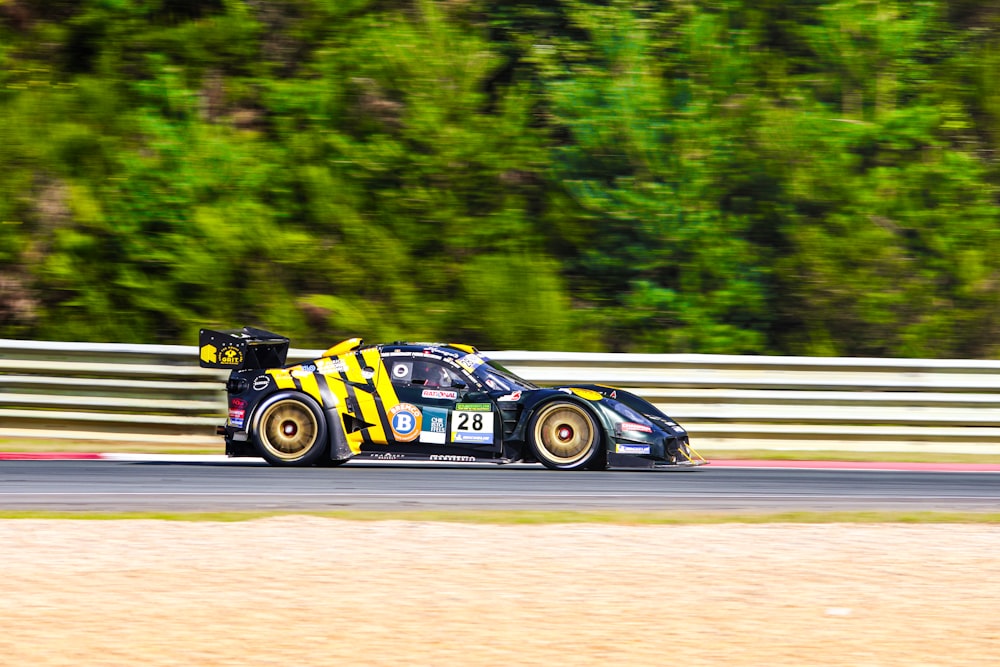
385;355;501;454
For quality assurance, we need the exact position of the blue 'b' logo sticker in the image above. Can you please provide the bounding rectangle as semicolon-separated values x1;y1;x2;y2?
388;403;422;442
393;413;414;434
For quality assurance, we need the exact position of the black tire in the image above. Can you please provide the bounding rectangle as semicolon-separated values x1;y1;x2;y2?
527;400;603;470
252;393;329;467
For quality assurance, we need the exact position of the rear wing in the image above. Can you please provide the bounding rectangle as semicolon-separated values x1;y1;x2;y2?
198;327;290;370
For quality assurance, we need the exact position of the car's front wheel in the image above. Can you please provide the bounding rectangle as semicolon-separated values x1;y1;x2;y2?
253;393;329;466
528;401;603;470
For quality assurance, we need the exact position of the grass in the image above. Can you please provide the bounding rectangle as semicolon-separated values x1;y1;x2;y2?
0;509;999;523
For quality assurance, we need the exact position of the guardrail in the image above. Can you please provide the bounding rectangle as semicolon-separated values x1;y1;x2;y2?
4;338;1000;454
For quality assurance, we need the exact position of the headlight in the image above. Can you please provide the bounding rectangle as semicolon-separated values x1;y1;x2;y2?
612;402;654;427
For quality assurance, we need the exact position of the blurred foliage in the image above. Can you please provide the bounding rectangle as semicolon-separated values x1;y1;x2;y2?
1;0;999;356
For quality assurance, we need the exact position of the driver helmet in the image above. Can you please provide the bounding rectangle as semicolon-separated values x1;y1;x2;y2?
417;362;450;388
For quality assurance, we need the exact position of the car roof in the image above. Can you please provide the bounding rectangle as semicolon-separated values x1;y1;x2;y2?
321;338;479;359
379;342;479;356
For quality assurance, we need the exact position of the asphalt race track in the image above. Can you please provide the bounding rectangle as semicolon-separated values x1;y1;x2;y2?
1;458;999;512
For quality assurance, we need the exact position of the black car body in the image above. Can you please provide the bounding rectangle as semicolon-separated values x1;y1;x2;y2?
199;327;705;470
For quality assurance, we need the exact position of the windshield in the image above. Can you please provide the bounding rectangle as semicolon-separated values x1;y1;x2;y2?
476;360;538;391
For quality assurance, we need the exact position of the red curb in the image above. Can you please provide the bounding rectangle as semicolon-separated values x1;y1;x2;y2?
0;452;105;460
708;459;1000;472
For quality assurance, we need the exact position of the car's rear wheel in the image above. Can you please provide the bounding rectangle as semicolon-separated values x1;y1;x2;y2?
528;401;603;470
254;394;328;466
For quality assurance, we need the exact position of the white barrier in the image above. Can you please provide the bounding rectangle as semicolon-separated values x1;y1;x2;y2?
3;338;1000;454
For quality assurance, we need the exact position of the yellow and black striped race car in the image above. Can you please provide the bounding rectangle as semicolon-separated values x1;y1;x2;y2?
199;327;705;470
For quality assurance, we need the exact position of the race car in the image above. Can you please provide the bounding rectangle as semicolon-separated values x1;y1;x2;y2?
198;327;705;470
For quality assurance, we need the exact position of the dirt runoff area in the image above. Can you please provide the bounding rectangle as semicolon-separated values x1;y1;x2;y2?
1;518;998;667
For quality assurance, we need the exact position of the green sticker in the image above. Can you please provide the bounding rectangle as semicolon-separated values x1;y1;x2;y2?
456;403;491;412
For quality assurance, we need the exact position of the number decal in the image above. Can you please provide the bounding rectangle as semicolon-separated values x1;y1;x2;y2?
455;413;485;432
451;405;494;444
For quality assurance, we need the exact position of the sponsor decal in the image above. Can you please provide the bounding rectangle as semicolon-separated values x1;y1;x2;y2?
317;357;347;374
291;364;316;378
420;407;449;444
430;454;476;462
569;387;603;401
219;344;243;366
392;362;413;381
252;375;271;391
621;422;653;434
497;391;522;402
616;444;651;455
422;389;458;400
610;390;617;399
455;403;491;412
453;432;493;444
457;353;486;372
316;358;347;375
452;408;495;444
200;344;217;364
229;398;247;428
389;403;422;442
672;426;685;433
369;452;405;460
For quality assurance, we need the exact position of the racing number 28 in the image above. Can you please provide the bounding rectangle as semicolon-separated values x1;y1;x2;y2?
451;409;495;444
456;413;485;431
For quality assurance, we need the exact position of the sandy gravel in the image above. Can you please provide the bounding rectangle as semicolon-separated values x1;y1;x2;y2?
1;518;998;666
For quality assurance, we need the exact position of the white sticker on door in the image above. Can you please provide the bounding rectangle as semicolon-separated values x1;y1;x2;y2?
451;406;495;444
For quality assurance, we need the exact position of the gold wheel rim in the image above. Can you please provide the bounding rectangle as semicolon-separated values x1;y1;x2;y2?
533;403;594;465
259;400;319;461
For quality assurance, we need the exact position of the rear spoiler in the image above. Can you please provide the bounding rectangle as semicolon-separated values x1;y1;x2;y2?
198;327;290;370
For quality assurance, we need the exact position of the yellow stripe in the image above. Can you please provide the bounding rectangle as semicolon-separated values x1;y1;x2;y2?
321;373;364;453
363;349;400;410
343;352;368;384
296;372;322;404
338;353;385;444
356;394;384;441
268;369;295;390
569;387;603;401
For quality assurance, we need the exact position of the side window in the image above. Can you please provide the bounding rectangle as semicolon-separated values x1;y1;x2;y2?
389;359;463;388
413;361;458;388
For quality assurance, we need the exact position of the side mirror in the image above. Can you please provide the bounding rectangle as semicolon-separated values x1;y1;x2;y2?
450;379;467;389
